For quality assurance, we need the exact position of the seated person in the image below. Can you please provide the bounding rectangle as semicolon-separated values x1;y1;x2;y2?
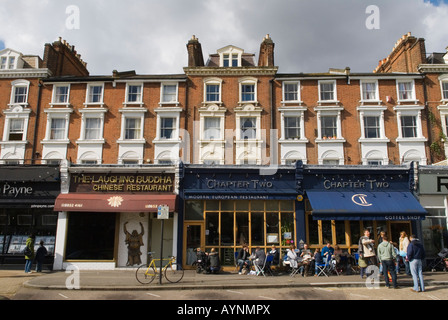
333;245;349;272
254;247;266;270
314;248;324;276
321;242;334;263
269;245;280;265
207;248;220;274
286;245;299;268
299;243;312;276
195;247;208;273
237;244;251;274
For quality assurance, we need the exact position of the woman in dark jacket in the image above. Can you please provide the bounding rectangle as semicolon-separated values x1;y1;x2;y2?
35;240;48;272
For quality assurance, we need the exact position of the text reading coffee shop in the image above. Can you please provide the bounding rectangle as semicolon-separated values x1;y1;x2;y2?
0;166;60;267
302;163;427;252
180;164;302;269
53;164;179;270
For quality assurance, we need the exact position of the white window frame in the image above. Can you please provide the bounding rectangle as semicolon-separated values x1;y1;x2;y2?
239;77;258;104
9;80;30;107
42;108;73;143
50;84;71;107
78;109;107;142
396;79;417;103
394;106;425;141
360;80;380;102
439;76;448;103
0;50;22;70
84;83;105;106
318;80;337;103
217;46;243;67
203;78;222;104
358;108;388;141
160;82;179;105
282;81;301;104
124;83;143;106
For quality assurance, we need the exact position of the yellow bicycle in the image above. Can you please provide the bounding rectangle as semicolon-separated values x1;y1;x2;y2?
135;252;184;284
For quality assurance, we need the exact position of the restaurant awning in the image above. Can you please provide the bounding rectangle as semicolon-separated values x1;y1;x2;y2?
306;191;427;221
54;193;177;213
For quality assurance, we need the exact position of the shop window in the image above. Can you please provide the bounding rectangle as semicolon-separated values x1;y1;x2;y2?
335;221;346;245
205;200;219;211
236;212;249;245
206;212;219;246
281;212;294;246
251;212;264;246
350;221;361;246
42;215;57;226
221;212;234;245
235;200;249;211
65;212;116;261
308;216;319;245
266;212;279;245
221;200;234;211
266;200;279;211
185;201;204;220
251;200;264;211
0;214;8;225
17;215;33;225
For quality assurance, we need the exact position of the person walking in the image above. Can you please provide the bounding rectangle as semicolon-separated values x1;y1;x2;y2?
35;240;48;272
24;234;35;273
377;234;398;289
399;231;411;275
407;234;426;293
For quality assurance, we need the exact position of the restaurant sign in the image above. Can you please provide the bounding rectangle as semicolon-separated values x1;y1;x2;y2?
70;173;175;193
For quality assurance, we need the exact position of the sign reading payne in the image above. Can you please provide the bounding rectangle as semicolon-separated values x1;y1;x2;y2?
70;173;175;193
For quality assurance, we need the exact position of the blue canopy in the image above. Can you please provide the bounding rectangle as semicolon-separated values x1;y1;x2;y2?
306;190;427;221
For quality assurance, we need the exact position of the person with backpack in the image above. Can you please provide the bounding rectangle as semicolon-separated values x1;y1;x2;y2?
24;234;35;273
377;234;398;289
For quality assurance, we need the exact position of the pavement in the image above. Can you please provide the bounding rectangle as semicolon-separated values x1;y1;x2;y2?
1;268;447;293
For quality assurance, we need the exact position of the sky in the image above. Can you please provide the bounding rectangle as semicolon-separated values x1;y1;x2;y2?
0;0;447;75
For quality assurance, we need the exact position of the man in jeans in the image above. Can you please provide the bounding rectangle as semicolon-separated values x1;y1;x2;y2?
377;234;398;289
407;234;426;293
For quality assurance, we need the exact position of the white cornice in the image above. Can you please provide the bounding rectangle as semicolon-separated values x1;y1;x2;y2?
418;64;448;73
183;67;278;76
0;68;52;78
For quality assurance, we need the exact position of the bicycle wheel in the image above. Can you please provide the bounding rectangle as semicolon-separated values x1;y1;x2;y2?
136;264;157;284
164;263;184;283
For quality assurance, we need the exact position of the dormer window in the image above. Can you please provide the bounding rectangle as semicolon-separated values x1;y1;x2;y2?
0;49;23;70
217;46;243;67
223;54;238;67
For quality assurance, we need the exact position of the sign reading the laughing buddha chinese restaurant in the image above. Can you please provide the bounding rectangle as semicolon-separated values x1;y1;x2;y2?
70;173;175;193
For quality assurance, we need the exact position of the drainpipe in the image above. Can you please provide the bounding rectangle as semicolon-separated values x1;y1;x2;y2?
32;80;43;165
420;72;433;164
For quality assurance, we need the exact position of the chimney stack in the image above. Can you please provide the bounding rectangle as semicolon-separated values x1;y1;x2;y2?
186;35;204;67
258;34;275;67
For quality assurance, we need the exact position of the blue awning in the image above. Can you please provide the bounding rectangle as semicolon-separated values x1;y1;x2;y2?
306;191;427;221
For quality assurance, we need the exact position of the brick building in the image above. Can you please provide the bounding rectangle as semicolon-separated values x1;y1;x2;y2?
1;34;440;269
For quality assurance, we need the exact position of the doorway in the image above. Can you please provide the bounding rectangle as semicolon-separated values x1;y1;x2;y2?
390;222;412;244
183;223;204;269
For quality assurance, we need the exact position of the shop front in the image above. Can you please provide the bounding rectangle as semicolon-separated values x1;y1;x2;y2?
0;166;60;267
180;164;303;269
418;166;448;259
53;164;179;270
302;164;427;252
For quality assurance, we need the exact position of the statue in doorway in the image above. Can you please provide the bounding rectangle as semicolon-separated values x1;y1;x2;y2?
124;221;144;266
